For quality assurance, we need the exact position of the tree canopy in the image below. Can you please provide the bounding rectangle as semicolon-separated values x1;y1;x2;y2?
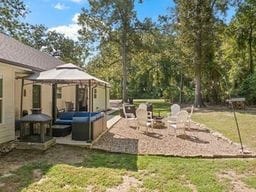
2;0;256;105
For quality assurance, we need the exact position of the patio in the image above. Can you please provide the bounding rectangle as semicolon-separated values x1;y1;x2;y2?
92;118;256;157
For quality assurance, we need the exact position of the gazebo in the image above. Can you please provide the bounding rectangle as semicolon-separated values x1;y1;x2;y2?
26;63;110;121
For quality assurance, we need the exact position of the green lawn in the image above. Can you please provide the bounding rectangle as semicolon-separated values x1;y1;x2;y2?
1;101;256;191
134;99;170;116
1;146;256;192
192;108;256;150
132;99;256;150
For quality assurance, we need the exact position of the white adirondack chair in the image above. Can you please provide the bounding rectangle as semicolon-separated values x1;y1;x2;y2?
169;110;188;137
167;104;181;124
136;108;153;133
187;105;194;129
138;103;153;119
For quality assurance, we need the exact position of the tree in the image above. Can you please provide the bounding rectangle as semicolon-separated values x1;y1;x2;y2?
78;0;141;102
230;0;256;74
0;0;28;36
174;0;232;107
45;31;88;65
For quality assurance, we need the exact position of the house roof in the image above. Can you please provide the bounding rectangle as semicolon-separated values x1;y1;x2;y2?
0;33;64;71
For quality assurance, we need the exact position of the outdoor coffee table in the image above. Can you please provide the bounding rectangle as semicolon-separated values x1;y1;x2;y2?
52;124;71;137
153;116;166;129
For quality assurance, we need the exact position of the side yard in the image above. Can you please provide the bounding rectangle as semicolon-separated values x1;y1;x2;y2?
192;107;256;150
0;145;256;192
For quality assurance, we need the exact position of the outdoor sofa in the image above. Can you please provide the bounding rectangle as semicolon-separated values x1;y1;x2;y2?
54;112;107;141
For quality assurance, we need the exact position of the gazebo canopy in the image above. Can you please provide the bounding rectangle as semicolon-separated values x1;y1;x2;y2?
27;63;109;86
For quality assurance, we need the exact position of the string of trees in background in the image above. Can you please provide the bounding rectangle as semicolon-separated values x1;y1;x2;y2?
1;0;256;106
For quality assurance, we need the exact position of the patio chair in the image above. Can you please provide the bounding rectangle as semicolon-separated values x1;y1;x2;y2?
169;110;189;137
138;103;153;119
136;108;153;133
168;104;181;124
122;104;136;125
187;105;194;129
65;101;74;111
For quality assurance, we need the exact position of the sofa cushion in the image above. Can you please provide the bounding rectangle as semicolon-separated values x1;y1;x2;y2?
73;112;90;117
90;115;97;122
72;117;90;123
58;112;75;120
55;119;73;125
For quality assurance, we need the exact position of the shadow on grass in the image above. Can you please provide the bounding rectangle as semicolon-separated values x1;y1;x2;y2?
0;144;139;192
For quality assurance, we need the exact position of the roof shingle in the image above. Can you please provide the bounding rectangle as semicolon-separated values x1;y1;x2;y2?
0;33;64;71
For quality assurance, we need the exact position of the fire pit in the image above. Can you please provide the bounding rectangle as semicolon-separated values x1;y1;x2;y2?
19;108;53;144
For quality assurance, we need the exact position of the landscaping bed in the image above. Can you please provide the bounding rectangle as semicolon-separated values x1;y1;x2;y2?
92;118;255;157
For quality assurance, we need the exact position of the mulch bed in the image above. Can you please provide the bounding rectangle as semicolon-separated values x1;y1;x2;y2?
92;118;255;157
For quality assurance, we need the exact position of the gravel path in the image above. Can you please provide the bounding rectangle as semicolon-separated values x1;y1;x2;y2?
92;118;255;157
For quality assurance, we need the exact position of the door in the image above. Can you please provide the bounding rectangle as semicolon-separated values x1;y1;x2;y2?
78;87;88;111
32;85;41;108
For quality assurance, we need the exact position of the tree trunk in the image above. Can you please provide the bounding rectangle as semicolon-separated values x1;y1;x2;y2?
248;23;254;74
194;1;204;108
121;22;128;102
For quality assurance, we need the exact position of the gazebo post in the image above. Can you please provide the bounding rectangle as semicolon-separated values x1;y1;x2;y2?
89;80;91;112
52;83;57;123
88;80;92;142
75;84;79;111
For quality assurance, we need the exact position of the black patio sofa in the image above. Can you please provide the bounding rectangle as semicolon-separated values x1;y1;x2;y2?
54;112;107;141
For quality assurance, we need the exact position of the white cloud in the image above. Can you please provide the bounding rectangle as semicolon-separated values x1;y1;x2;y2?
72;13;80;23
70;0;83;3
54;2;69;10
49;24;81;40
48;13;81;41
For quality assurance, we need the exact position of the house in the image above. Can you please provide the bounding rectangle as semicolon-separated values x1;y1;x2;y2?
0;33;110;145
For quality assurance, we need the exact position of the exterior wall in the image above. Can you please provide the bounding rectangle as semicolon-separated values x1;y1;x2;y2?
56;85;76;111
0;63;16;143
92;86;110;112
15;80;53;117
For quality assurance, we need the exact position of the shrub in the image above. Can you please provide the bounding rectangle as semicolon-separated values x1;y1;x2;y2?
239;73;256;104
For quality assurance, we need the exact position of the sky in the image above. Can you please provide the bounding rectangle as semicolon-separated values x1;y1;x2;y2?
23;0;174;40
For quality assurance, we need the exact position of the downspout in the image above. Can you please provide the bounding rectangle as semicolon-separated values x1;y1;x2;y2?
91;84;98;112
20;78;24;118
105;84;107;111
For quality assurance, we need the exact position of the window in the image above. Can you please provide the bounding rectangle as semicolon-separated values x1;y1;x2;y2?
32;85;41;108
93;89;97;99
0;76;2;123
57;87;62;99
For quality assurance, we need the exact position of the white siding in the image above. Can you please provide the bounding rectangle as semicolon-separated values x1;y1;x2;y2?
93;86;110;112
56;85;76;111
0;63;16;143
15;80;53;117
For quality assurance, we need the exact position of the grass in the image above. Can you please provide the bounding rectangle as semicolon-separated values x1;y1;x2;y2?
133;99;170;116
2;100;255;191
1;147;256;192
132;99;256;150
192;109;256;150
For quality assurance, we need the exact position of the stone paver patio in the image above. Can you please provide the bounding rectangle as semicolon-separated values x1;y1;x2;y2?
92;118;255;157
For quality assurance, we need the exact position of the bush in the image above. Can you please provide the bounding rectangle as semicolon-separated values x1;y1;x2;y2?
239;73;256;104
